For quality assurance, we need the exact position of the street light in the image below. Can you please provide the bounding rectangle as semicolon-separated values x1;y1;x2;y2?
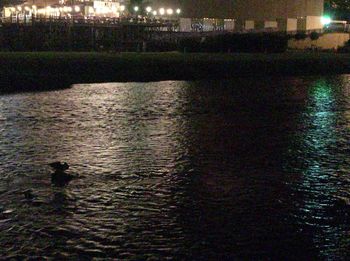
120;5;125;12
146;6;152;13
152;10;157;16
166;8;173;15
176;8;181;15
321;16;331;26
159;8;165;15
134;6;139;12
74;6;80;12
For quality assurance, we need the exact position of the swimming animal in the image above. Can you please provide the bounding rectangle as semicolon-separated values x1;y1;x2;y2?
49;162;69;172
48;162;76;187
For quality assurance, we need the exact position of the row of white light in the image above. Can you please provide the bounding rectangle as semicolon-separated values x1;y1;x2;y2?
36;6;81;15
8;5;126;16
134;6;181;16
8;5;180;16
9;5;81;13
93;5;125;15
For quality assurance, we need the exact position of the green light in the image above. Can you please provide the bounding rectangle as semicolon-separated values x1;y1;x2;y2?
321;16;332;25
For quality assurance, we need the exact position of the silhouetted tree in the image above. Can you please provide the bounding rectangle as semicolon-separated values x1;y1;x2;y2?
325;0;350;20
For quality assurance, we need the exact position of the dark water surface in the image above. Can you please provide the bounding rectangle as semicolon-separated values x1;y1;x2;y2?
0;77;349;259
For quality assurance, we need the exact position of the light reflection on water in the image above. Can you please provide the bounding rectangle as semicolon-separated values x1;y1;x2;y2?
0;77;349;259
289;78;350;257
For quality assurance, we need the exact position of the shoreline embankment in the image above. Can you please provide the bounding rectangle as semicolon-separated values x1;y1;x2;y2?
1;52;350;92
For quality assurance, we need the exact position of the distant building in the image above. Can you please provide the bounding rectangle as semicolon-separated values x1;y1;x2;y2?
150;0;324;32
149;0;323;19
1;0;325;32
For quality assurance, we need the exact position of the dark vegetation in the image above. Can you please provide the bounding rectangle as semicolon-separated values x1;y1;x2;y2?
0;24;120;52
293;32;321;41
324;0;350;20
178;33;289;53
294;32;308;40
310;32;320;41
1;52;350;92
337;39;350;52
0;25;291;53
0;24;322;53
0;25;320;53
0;16;305;53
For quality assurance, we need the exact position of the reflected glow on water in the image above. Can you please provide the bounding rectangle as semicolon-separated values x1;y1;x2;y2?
293;78;350;257
0;77;349;259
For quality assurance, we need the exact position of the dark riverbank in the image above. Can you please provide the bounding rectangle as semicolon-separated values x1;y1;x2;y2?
1;52;350;92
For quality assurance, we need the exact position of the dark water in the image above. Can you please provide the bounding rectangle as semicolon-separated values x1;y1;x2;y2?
0;77;349;259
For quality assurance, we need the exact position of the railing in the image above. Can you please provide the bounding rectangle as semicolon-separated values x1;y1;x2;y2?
1;15;336;35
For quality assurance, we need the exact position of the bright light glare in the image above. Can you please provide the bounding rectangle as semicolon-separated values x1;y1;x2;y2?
152;10;157;15
134;6;139;12
120;5;125;11
166;8;173;15
176;8;181;14
146;6;152;13
74;6;80;12
159;8;165;15
321;16;331;25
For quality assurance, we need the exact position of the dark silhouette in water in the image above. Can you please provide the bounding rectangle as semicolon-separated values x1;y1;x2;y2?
49;161;69;172
51;171;74;187
49;162;74;187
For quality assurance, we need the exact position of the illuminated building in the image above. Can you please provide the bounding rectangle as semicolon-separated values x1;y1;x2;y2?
1;0;325;32
150;0;325;31
1;0;129;19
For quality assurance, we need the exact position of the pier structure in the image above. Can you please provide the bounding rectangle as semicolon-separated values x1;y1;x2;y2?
0;0;327;51
0;16;182;51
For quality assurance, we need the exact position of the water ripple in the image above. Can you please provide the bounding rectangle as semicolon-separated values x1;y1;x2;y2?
0;77;349;259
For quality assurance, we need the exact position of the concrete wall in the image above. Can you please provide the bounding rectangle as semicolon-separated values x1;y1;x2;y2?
277;18;298;32
264;21;278;29
297;16;323;31
245;20;254;30
288;33;350;50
